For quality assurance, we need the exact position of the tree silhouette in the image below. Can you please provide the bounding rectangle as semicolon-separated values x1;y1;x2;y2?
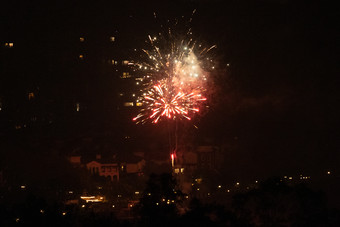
232;177;329;226
136;173;184;226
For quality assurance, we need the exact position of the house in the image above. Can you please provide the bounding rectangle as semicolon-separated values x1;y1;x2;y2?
126;159;145;175
174;150;198;174
173;145;224;175
86;161;119;181
196;145;223;170
68;155;82;165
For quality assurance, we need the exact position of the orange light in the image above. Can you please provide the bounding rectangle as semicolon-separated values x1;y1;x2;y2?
171;153;175;167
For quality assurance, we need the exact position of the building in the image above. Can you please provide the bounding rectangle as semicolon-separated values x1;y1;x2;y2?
173;145;224;175
86;161;119;181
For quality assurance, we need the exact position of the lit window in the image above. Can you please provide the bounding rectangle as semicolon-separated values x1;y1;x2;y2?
110;36;115;42
122;60;129;65
76;103;80;112
180;168;184;173
79;54;84;59
136;102;143;107
111;60;118;65
28;92;35;100
121;72;131;78
5;42;14;47
79;37;85;42
174;168;179;174
123;102;134;107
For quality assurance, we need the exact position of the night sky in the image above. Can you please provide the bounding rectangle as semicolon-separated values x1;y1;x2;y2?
1;0;339;181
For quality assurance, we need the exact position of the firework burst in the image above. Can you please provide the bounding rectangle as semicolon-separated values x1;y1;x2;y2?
133;80;207;124
133;12;215;124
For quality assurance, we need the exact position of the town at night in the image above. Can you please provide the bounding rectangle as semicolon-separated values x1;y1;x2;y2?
0;0;339;226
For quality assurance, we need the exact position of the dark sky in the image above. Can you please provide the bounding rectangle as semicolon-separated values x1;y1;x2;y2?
1;0;339;180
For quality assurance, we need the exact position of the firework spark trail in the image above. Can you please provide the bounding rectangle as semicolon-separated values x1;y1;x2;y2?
133;13;215;124
133;81;206;124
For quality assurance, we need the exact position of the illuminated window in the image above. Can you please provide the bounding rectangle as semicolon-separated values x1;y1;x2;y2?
136;102;143;107
79;54;84;59
110;36;115;42
122;60;129;65
180;168;184;173
123;102;134;107
28;92;35;100
0;102;2;111
111;60;118;65
79;37;85;42
121;72;131;78
76;103;80;112
174;168;179;174
5;42;14;47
